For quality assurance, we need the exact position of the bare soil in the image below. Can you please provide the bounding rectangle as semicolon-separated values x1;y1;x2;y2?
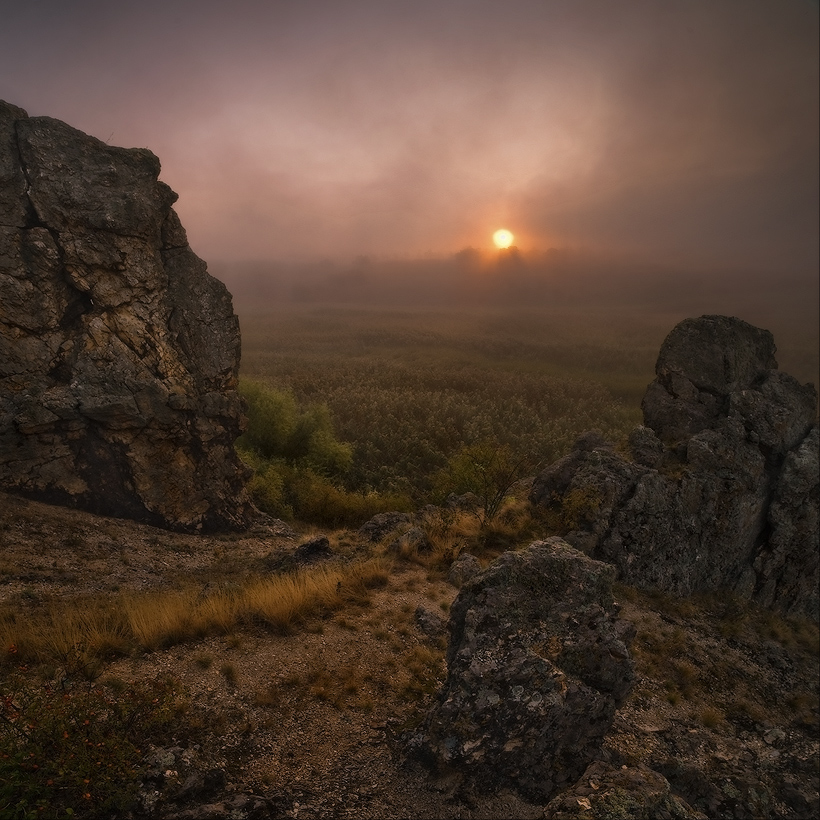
1;491;818;819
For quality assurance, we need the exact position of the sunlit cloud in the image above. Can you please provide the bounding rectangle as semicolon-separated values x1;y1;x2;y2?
0;0;816;273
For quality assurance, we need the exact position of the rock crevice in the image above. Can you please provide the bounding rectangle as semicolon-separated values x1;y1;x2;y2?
0;101;253;531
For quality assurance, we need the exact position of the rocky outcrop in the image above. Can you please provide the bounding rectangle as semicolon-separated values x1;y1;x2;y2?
408;538;636;802
357;511;412;541
543;761;706;820
530;315;818;618
446;552;481;587
0;101;253;531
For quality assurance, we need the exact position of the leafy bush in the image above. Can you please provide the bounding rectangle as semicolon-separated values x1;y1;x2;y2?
433;441;536;526
241;456;411;527
238;380;407;525
0;672;185;819
238;380;352;475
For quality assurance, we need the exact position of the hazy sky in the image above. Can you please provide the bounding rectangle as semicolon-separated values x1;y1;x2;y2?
1;0;817;273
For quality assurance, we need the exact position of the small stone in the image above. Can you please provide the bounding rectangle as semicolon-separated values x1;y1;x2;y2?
447;553;482;587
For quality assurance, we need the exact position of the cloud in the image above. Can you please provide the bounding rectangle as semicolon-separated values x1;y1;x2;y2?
0;0;816;273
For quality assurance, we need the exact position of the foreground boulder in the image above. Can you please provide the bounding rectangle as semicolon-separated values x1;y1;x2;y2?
0;101;254;531
543;761;706;820
408;538;636;802
531;315;818;618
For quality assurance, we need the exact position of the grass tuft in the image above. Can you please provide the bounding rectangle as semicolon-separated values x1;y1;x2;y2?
0;558;392;670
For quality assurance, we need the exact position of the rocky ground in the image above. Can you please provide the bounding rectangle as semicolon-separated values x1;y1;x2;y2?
1;490;818;819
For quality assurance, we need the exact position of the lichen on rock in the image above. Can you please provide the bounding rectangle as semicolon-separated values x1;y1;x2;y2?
530;315;819;618
408;537;636;802
0;101;254;531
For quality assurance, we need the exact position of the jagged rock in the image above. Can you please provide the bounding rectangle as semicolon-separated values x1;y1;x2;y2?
171;769;227;803
653;761;724;818
543;761;707;820
293;535;333;565
642;315;778;443
753;425;820;616
444;491;480;510
261;536;333;574
408;538;636;803
0;102;253;531
628;425;665;469
530;316;819;618
162;794;278;820
446;553;481;587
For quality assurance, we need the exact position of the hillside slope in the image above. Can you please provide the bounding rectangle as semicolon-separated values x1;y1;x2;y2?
1;491;817;819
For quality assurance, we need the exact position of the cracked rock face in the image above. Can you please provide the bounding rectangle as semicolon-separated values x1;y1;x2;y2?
530;315;819;618
408;538;636;803
0;101;254;531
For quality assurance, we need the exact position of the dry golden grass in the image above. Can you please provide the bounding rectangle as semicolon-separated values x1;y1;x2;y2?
0;557;391;672
396;643;445;702
125;590;204;650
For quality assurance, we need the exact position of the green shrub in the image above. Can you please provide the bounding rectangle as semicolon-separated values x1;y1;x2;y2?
245;459;411;527
238;379;352;475
238;380;403;525
0;672;185;819
433;441;536;527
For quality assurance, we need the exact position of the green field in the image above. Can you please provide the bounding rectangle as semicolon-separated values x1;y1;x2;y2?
237;304;818;522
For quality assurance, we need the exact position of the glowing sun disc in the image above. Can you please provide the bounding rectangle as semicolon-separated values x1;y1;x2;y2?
493;229;514;249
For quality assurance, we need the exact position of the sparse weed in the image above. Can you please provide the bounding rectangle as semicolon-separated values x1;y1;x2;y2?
253;684;281;708
220;662;238;685
699;706;725;728
785;691;819;729
396;643;444;702
728;697;768;726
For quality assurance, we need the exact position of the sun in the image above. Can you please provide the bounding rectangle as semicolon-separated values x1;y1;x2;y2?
492;228;514;249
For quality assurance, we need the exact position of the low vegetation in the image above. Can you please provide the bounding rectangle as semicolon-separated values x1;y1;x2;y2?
3;305;818;816
0;558;390;676
1;673;186;819
238;307;653;522
237;305;818;526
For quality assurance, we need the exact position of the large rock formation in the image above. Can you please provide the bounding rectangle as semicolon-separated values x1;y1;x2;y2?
408;538;636;802
0;101;254;531
530;315;819;618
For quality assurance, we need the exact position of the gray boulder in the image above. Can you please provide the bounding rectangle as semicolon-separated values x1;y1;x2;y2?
357;511;412;542
446;553;481;587
408;538;636;802
388;525;432;555
530;315;819;618
414;605;446;640
543;761;706;820
0;102;253;531
642;315;778;443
